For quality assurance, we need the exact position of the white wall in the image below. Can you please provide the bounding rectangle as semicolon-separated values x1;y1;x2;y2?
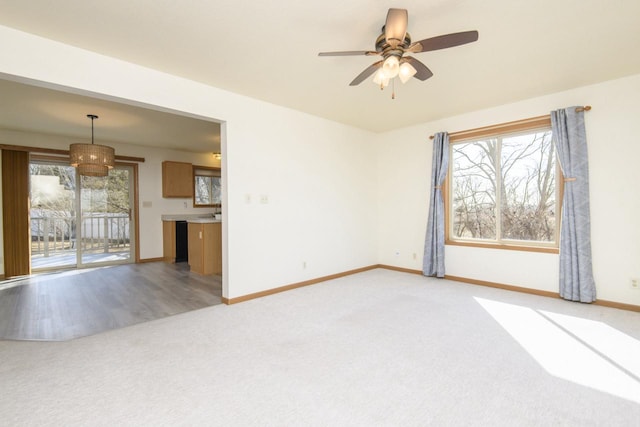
377;73;640;305
0;25;378;299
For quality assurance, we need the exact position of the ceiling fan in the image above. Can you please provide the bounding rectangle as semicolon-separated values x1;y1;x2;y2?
319;8;478;90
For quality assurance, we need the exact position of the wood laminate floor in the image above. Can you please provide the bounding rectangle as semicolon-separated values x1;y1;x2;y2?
0;262;222;341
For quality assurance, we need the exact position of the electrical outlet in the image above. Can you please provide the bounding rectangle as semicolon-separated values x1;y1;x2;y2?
631;278;639;289
413;253;417;260
302;261;307;269
395;250;400;256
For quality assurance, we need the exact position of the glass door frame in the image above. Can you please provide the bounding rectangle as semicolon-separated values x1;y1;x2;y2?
29;157;138;272
77;164;136;268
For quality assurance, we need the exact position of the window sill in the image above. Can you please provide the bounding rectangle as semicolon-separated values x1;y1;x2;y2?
445;239;559;254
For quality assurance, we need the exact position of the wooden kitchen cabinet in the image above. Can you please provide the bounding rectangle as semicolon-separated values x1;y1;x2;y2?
188;222;222;275
162;220;176;263
162;161;193;198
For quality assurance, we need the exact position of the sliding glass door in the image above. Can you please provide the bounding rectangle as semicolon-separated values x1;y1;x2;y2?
79;166;134;265
30;160;135;270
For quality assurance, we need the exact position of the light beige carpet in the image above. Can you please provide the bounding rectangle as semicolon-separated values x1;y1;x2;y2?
1;269;638;426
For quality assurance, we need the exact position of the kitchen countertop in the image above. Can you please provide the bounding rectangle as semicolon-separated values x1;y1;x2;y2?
186;218;221;223
161;214;220;221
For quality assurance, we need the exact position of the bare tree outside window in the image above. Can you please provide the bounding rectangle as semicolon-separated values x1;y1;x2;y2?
452;139;497;239
193;167;221;207
450;129;557;246
195;176;221;205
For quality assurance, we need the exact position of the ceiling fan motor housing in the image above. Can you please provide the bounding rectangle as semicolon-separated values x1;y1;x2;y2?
376;31;412;61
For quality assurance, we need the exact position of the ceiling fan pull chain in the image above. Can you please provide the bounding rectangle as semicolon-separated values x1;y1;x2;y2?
392;78;396;99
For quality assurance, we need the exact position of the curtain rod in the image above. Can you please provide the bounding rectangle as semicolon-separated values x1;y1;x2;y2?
575;105;592;112
429;105;591;140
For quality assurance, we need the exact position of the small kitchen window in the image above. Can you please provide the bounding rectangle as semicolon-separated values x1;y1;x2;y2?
193;166;221;207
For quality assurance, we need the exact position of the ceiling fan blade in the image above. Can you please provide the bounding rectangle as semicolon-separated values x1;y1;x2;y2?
349;60;383;86
318;51;379;57
384;8;408;47
404;57;433;81
407;30;479;53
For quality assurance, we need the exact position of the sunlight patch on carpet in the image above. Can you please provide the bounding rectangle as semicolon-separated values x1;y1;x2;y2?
475;297;640;404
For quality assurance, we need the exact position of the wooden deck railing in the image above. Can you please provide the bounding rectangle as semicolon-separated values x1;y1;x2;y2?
30;214;130;257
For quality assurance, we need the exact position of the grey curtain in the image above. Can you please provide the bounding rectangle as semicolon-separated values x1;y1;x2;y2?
423;132;449;277
551;107;596;302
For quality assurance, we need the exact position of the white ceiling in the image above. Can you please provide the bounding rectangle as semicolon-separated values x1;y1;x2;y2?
0;79;221;153
1;0;639;141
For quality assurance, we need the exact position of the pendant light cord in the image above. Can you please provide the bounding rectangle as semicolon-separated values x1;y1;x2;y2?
87;114;98;145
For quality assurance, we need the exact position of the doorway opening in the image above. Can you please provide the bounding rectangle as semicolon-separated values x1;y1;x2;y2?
29;159;135;271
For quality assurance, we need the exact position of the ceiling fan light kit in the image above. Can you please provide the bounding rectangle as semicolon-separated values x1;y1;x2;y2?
373;59;417;88
382;55;400;78
319;8;479;97
69;114;115;177
398;62;417;84
372;68;389;87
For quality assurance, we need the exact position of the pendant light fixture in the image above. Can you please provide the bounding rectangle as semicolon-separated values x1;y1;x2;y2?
69;114;115;177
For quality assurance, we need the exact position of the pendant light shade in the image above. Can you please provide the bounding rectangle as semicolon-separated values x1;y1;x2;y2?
70;114;115;177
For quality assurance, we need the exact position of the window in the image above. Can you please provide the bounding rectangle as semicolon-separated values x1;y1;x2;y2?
193;166;221;207
447;118;560;251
